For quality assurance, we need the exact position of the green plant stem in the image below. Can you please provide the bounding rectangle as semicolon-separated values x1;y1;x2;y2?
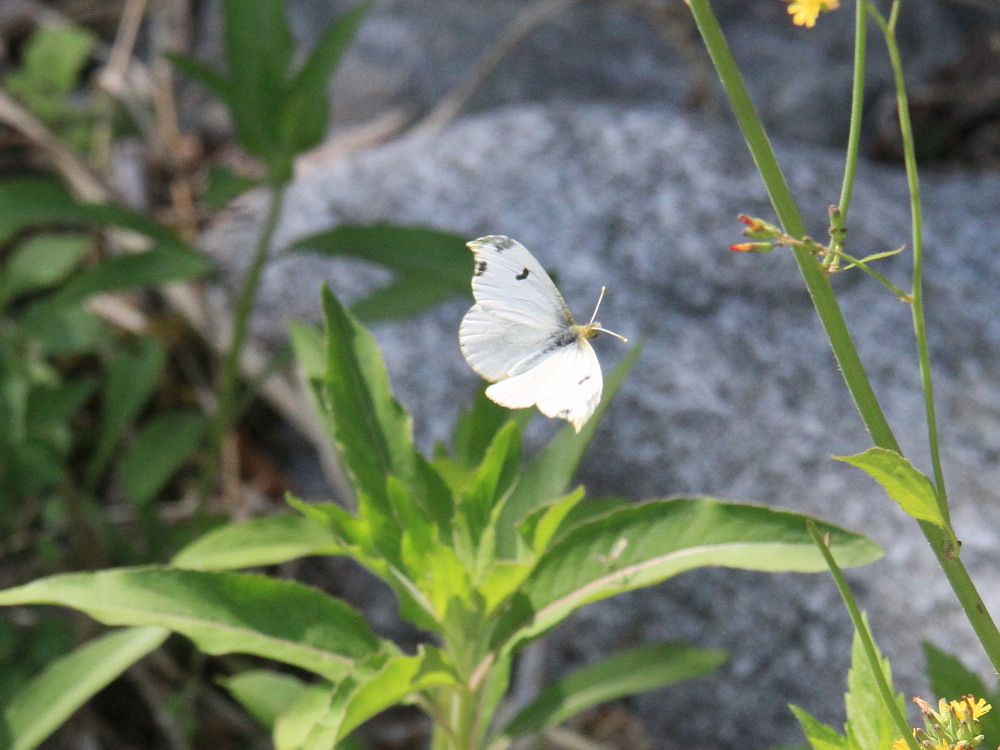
836;0;867;223
685;0;1000;676
203;183;287;497
806;522;920;750
866;0;950;528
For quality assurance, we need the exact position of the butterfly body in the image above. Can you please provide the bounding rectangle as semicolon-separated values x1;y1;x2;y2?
459;235;625;432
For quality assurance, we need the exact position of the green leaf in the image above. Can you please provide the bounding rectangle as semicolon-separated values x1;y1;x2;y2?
844;617;902;750
220;669;307;731
172;513;342;570
832;447;945;528
789;705;849;750
497;340;642;556
0;178;190;251
165;52;230;101
319;286;452;529
221;0;295;161
87;337;167;486
0;568;383;681
44;247;211;308
0;234;91;303
923;643;1000;742
334;646;455;741
1;626;168;750
21;304;107;355
500;642;726;739
279;0;372;156
291;224;470;319
493;498;882;650
5;24;95;101
120;411;208;506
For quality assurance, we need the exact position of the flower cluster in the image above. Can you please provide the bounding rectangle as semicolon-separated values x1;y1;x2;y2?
892;695;992;750
785;0;842;28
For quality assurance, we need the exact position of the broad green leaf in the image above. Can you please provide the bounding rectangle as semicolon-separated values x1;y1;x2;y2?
0;568;383;681
44;247;211;308
0;234;91;303
220;669;307;730
26;376;97;428
832;447;944;528
844;618;903;750
166;52;230;101
274;682;337;750
2;626;168;750
221;0;295;160
288;320;326;383
0;178;190;251
334;646;455;741
493;498;882;650
351;274;464;322
87;337;167;485
499;642;726;739
497;341;642;556
292;225;469;320
172;513;342;570
923;643;1000;743
320;286;452;529
120;410;208;506
789;705;849;750
5;24;95;99
22;304;107;355
280;0;372;156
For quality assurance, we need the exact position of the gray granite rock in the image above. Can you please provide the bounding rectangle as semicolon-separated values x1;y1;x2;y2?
281;0;987;148
200;104;1000;748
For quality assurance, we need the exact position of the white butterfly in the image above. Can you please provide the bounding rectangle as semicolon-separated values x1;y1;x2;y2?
459;235;627;432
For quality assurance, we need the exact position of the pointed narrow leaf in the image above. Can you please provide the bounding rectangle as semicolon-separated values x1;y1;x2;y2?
0;568;382;681
493;498;881;649
320;286;452;527
120;411;208;506
497;342;642;555
789;705;849;750
336;647;456;741
87;337;166;485
220;670;308;730
290;224;469;291
1;234;91;302
832;447;945;528
2;627;168;750
165;52;230;100
500;642;726;739
172;513;342;570
845;618;903;750
280;0;372;154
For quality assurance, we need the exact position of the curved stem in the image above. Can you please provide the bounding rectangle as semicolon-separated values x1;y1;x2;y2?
686;0;1000;676
203;183;287;498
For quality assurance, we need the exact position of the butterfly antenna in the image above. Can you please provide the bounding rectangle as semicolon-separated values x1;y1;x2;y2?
588;286;629;342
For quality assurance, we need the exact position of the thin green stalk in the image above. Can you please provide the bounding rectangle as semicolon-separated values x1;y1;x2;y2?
866;0;950;527
836;0;868;221
687;0;897;452
685;0;1000;676
806;523;920;750
203;183;287;497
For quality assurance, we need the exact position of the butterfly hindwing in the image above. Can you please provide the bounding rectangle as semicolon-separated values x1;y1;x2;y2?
485;336;602;432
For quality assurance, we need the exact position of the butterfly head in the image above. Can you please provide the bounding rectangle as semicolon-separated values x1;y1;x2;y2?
583;287;628;343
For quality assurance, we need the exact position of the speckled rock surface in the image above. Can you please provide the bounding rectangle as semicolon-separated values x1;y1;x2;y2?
200;104;1000;748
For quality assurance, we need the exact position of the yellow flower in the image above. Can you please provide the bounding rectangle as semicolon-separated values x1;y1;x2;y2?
785;0;842;28
950;694;991;721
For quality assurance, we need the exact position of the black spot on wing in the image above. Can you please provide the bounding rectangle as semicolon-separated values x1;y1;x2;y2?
578;374;591;385
516;267;530;280
474;260;487;276
492;236;515;251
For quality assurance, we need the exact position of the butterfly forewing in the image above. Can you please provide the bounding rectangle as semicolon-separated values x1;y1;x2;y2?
468;236;574;329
